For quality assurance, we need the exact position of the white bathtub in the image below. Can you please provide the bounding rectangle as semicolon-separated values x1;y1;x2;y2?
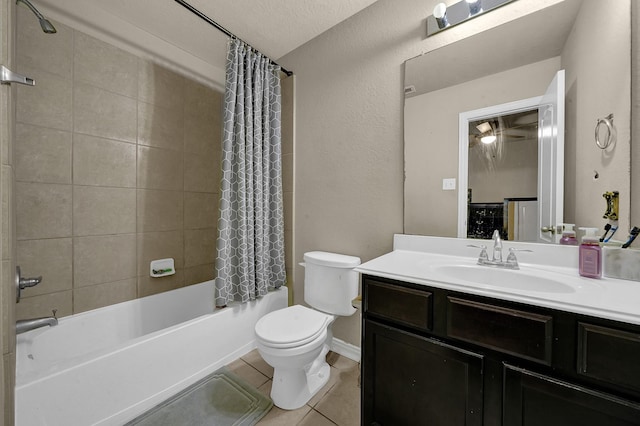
15;281;288;426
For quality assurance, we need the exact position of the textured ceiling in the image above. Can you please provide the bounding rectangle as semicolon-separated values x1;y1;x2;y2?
38;0;379;68
184;0;380;60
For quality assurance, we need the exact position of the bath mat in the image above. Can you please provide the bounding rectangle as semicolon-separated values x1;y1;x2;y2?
125;366;273;426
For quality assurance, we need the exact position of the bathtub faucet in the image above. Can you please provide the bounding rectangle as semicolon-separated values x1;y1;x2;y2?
16;309;58;334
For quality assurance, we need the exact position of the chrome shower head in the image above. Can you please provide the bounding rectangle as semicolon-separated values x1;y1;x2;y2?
16;0;57;34
38;17;57;34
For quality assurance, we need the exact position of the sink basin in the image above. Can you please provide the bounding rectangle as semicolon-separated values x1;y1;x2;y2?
430;264;575;294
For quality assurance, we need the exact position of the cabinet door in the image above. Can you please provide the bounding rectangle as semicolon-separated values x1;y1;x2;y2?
504;364;640;426
362;320;483;426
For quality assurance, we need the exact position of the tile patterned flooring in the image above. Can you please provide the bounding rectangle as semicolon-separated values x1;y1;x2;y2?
226;350;361;426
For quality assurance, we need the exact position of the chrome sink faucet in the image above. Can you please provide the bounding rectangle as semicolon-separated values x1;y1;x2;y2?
16;309;58;334
468;230;531;270
491;230;503;263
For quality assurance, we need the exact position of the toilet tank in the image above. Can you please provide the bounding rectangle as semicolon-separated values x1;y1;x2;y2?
303;251;361;316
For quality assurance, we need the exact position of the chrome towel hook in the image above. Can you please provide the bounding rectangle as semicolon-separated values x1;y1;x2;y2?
595;113;615;149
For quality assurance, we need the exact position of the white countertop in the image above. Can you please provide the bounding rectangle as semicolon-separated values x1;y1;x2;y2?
355;235;640;326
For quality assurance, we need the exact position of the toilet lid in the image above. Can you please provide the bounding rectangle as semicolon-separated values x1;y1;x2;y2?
256;305;331;348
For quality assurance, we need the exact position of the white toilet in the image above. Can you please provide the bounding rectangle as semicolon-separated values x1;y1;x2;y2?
254;251;361;410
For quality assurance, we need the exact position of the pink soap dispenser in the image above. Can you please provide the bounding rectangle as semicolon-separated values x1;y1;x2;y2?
578;227;601;278
559;224;578;245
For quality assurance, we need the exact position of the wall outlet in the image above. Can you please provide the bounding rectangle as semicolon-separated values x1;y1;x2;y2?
442;178;456;190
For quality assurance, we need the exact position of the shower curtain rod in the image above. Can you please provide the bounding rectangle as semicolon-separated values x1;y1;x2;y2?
174;0;294;76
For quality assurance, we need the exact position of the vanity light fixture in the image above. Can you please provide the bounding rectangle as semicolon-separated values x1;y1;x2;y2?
426;0;517;37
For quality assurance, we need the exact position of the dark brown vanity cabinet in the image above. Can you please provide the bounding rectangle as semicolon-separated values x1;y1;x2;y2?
361;275;640;426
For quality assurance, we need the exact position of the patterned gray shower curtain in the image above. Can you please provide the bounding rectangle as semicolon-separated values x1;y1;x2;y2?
215;38;286;307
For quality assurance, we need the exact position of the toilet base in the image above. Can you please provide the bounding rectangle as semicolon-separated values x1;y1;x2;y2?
270;345;331;410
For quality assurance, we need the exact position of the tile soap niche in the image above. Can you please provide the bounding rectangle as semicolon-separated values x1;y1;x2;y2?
150;258;175;278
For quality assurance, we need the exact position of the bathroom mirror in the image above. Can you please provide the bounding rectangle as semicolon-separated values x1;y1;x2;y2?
404;0;632;240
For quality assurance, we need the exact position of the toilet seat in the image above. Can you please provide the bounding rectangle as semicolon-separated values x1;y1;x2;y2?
255;305;332;349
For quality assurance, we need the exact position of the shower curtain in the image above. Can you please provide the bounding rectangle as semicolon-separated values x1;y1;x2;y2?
215;38;286;307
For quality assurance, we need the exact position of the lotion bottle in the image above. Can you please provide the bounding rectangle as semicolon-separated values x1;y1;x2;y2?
578;227;601;278
559;224;578;245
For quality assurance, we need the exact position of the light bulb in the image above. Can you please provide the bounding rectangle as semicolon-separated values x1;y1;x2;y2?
466;0;482;15
481;135;496;144
434;3;447;18
433;3;449;29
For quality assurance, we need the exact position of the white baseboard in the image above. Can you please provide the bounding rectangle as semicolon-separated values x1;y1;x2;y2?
330;338;361;362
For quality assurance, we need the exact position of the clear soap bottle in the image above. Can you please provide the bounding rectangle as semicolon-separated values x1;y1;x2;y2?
578;227;601;278
559;224;578;245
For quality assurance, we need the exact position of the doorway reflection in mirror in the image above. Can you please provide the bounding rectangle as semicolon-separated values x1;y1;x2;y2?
466;109;539;241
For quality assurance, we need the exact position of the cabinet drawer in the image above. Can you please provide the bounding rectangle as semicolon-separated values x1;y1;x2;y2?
365;280;432;332
447;297;553;364
578;322;640;393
